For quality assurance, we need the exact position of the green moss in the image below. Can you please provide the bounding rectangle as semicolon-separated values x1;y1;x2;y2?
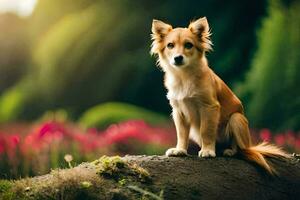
91;156;150;183
80;181;92;188
0;180;15;200
130;163;150;181
0;157;155;200
118;179;126;186
92;156;125;177
11;168;102;200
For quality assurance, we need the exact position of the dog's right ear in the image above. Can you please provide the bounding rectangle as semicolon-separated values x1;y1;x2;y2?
151;20;172;37
151;19;172;55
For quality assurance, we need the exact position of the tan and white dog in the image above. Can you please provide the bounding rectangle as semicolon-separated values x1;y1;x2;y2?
150;17;289;174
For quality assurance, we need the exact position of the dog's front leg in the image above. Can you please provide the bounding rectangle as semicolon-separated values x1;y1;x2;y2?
166;109;190;156
198;104;220;158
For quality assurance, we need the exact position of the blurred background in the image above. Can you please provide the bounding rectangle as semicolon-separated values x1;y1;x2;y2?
0;0;299;178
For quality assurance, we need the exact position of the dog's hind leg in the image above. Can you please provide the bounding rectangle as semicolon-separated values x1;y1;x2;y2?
223;112;251;156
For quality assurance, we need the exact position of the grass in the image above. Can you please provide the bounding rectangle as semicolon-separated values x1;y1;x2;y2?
0;180;15;200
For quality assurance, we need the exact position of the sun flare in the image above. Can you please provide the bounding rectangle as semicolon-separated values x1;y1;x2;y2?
0;0;37;17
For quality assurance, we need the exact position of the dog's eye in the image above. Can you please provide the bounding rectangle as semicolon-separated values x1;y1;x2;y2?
167;43;174;49
184;42;193;49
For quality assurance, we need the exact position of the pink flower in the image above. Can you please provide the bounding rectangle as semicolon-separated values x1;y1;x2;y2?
99;120;174;147
0;136;5;154
274;134;285;146
38;121;65;138
259;129;271;142
7;134;20;148
285;131;295;146
1;134;21;163
295;138;300;150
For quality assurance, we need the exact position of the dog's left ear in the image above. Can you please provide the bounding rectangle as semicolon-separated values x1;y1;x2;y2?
188;17;212;52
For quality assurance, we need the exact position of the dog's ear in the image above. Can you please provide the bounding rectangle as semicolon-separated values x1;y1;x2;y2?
151;19;172;55
188;17;212;52
152;19;172;37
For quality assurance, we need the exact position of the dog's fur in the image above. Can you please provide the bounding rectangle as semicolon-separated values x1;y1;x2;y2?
151;17;290;174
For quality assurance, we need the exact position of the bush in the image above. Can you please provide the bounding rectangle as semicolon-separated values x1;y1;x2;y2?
236;0;300;131
79;102;168;129
0;86;25;123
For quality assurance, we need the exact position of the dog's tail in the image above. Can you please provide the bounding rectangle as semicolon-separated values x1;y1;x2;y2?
240;142;290;175
226;112;290;175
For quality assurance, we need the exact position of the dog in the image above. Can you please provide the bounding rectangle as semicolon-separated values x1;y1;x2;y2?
150;17;290;174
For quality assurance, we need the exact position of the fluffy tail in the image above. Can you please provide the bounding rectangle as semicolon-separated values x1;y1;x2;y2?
240;142;291;175
226;113;291;175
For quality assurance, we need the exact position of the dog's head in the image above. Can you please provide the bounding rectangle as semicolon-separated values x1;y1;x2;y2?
151;17;212;69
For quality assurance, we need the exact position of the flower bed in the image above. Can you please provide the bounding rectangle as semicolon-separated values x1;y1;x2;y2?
0;120;175;178
0;120;299;178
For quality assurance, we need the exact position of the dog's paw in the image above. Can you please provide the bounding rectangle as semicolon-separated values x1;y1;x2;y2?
165;148;188;157
223;149;237;157
198;149;216;158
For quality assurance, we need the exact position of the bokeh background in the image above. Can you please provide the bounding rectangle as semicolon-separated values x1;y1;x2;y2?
0;0;299;178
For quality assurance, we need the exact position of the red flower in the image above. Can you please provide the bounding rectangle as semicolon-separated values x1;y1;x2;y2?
38;122;66;138
0;134;5;154
100;120;174;147
295;138;300;149
7;134;20;148
259;129;271;142
274;134;285;146
285;131;295;146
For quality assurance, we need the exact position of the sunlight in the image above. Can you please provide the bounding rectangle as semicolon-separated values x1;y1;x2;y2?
0;0;37;17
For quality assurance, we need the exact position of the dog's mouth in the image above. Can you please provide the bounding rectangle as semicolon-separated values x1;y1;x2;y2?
172;60;188;68
174;62;184;66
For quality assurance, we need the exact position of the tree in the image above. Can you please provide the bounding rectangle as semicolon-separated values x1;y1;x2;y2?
237;0;300;131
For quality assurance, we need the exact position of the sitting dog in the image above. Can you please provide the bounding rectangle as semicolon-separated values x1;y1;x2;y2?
150;17;289;174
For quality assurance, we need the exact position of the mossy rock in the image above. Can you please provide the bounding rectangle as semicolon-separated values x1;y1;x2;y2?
91;156;151;183
1;156;155;200
79;102;169;129
2;155;299;200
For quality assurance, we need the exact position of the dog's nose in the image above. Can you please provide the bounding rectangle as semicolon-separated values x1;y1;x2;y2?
174;55;183;65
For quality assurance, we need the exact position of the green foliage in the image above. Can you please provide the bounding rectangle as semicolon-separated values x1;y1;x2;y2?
0;0;266;121
0;78;42;122
79;102;168;129
29;0;95;38
0;180;12;193
0;180;14;200
0;14;29;94
0;86;25;122
237;0;300;131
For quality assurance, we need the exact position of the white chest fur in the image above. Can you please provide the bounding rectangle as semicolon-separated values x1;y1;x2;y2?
165;74;198;101
166;77;201;124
